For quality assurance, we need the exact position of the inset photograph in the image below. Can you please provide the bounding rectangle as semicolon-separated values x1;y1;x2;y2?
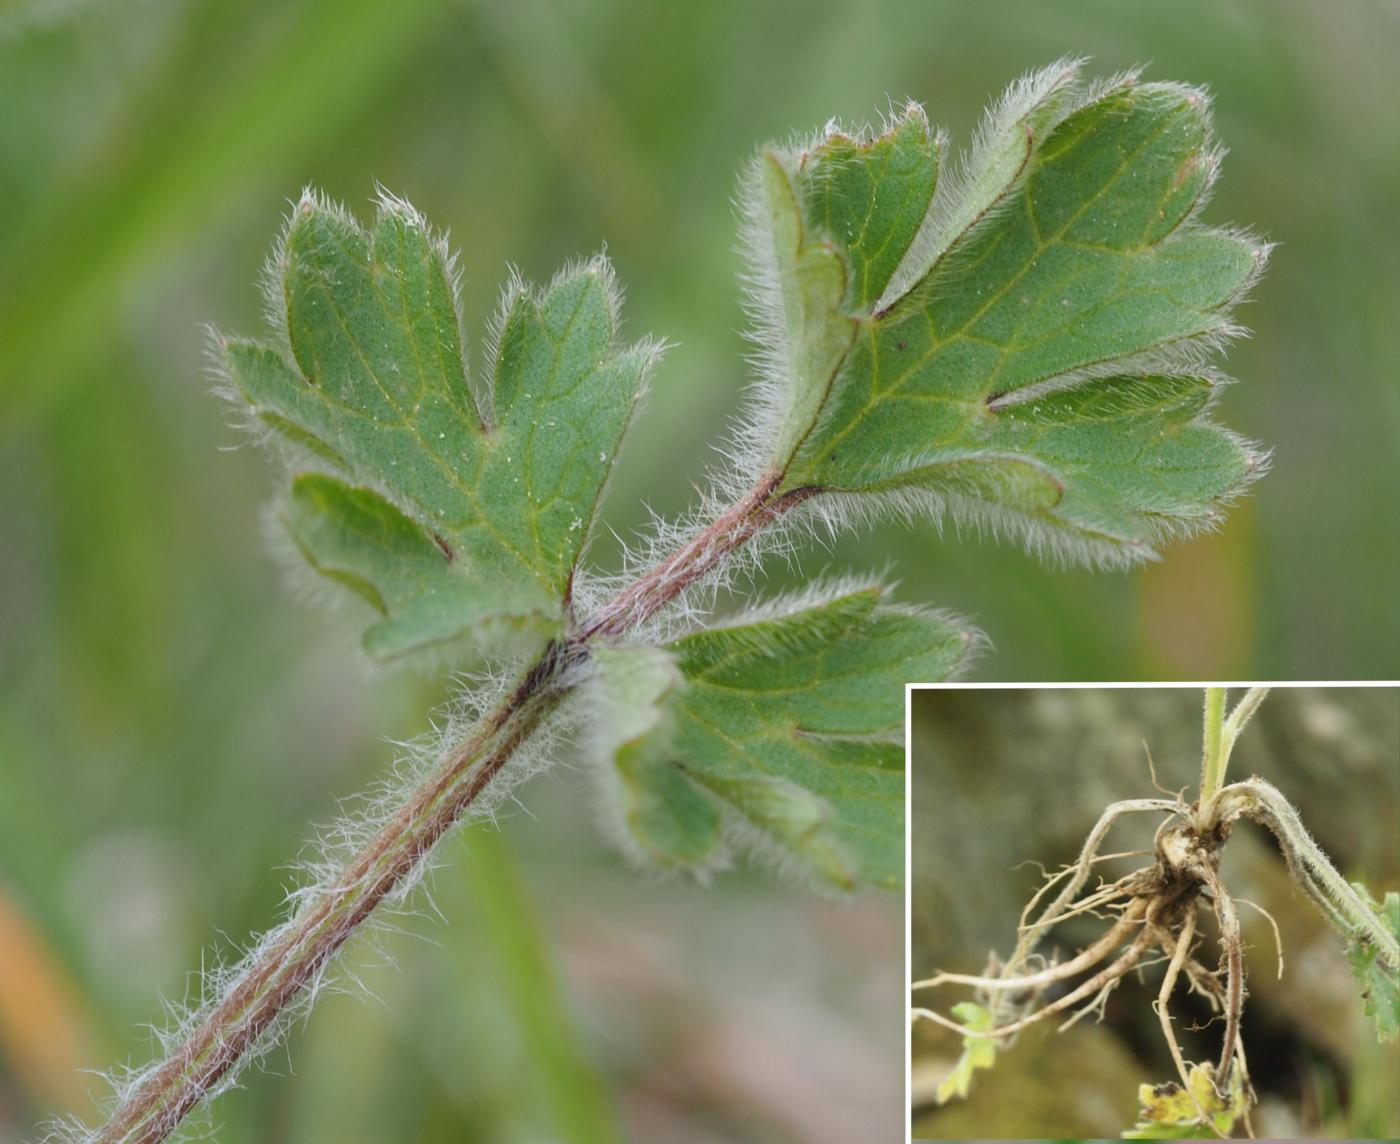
909;686;1399;1139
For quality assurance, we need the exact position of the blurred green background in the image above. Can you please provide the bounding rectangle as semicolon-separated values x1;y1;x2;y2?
911;686;1400;1138
1;0;1397;1139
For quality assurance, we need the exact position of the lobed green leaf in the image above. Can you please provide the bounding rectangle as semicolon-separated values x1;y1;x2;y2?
745;61;1268;565
587;585;975;889
220;192;659;658
589;643;726;871
1346;885;1400;1043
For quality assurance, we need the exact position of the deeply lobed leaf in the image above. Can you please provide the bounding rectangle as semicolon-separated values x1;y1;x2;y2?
220;192;659;658
587;585;974;889
1346;885;1400;1043
744;61;1268;565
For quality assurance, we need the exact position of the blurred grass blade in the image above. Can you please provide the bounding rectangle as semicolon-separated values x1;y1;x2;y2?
461;826;623;1144
0;0;451;431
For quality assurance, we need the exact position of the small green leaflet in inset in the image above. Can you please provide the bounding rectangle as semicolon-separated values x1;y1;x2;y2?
1122;1061;1248;1138
219;192;659;658
587;586;972;889
746;59;1268;565
1346;884;1400;1042
935;1001;999;1104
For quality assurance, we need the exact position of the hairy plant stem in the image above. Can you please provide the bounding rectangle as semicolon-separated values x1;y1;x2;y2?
578;473;816;640
1198;687;1227;817
96;469;813;1144
1196;687;1269;830
1211;778;1400;966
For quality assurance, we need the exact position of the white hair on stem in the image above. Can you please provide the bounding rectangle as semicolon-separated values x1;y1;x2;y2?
45;658;583;1144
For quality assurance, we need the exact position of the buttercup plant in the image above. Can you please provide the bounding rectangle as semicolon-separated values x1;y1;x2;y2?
65;60;1270;1142
911;688;1400;1138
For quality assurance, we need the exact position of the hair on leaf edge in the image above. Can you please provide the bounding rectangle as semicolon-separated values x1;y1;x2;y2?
877;55;1088;313
723;64;1269;573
